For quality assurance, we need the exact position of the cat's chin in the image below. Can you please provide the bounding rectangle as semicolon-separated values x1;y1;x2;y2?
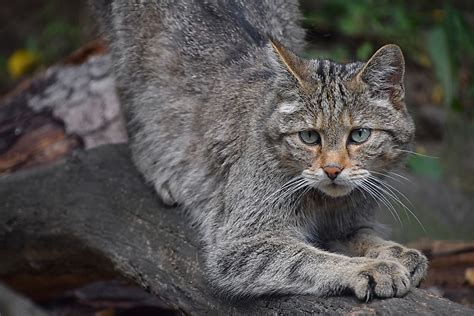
319;184;354;198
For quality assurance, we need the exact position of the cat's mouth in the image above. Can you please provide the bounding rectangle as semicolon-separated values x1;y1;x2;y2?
302;170;363;198
318;182;354;198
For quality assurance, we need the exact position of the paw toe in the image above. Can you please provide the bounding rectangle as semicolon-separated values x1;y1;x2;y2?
401;250;428;286
351;260;411;300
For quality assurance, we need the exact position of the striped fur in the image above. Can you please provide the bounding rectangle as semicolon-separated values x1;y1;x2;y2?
92;0;427;301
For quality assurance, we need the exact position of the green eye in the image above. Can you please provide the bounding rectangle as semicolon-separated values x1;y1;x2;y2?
349;128;371;143
299;130;321;145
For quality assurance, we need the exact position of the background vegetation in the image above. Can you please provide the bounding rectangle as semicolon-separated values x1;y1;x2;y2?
302;0;474;116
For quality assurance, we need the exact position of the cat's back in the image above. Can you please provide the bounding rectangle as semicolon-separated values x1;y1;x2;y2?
91;0;306;207
94;0;305;80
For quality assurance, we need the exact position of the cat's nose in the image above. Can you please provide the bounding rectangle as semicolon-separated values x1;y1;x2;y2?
323;165;342;180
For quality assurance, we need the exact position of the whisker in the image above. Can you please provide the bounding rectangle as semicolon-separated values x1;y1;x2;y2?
367;170;404;184
364;181;403;226
358;182;401;225
292;183;313;208
394;149;439;159
277;181;307;202
368;175;411;221
369;176;415;210
365;178;426;233
388;171;411;182
362;179;401;222
358;180;401;224
262;176;304;205
366;178;403;226
269;178;309;208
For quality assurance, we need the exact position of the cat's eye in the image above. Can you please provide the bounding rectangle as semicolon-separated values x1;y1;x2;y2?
299;130;321;145
349;128;371;144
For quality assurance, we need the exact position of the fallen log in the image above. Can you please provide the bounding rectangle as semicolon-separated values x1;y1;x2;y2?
0;144;472;315
0;283;48;316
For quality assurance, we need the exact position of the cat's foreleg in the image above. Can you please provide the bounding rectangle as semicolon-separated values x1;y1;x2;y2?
344;228;428;287
205;233;411;300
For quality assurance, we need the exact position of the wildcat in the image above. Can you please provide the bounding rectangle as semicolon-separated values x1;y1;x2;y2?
91;0;427;301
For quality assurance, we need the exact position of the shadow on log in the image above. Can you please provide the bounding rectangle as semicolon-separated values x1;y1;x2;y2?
0;144;472;315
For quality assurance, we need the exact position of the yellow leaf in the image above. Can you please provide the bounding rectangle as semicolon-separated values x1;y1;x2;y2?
7;49;40;79
432;9;444;23
417;54;432;68
431;83;444;105
466;267;474;286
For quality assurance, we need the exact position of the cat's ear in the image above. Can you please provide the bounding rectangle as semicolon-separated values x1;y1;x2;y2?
356;44;405;102
268;38;312;91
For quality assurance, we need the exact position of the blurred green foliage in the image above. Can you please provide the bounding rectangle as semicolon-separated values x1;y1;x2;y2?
303;0;474;112
32;19;81;64
427;4;474;111
3;0;473;115
0;0;85;92
407;155;442;181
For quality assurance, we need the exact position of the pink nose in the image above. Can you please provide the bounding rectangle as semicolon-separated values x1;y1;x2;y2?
323;165;342;180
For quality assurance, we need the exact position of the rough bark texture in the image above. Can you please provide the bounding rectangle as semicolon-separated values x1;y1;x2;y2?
0;144;472;315
0;42;126;175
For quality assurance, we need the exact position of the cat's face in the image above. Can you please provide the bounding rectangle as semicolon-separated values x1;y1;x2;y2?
267;42;414;198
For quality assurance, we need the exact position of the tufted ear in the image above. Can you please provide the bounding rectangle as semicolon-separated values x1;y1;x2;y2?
268;38;312;91
356;44;405;101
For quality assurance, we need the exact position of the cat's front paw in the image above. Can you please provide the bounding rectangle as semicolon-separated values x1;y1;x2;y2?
367;245;428;287
349;259;411;301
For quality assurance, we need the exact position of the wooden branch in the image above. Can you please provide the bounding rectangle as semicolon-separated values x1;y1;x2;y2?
0;144;472;314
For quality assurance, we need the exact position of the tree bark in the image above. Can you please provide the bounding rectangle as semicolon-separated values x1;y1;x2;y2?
0;144;472;315
0;44;126;175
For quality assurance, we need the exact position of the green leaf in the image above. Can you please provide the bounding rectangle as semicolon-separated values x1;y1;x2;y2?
408;155;442;180
356;42;373;60
25;37;39;52
427;27;456;107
